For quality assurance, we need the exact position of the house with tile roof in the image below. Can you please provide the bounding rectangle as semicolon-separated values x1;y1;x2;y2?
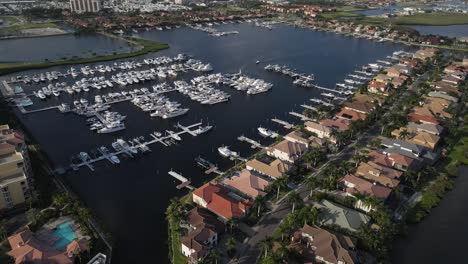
408;113;440;125
339;174;392;200
367;151;417;172
320;118;350;131
335;108;367;121
284;130;311;147
267;139;306;163
222;169;271;199
355;162;402;188
181;208;224;264
246;158;292;179
192;183;252;221
406;122;444;135
305;121;335;142
293;224;359;264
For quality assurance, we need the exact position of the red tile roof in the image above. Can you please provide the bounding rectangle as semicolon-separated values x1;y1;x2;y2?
408;113;440;125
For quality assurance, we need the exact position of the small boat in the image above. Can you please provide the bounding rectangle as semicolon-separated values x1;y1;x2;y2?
110;155;120;164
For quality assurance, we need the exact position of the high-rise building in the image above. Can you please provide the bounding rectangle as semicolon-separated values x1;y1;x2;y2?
0;124;32;211
70;0;101;13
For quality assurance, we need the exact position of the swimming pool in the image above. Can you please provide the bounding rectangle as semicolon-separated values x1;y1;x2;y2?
52;221;76;249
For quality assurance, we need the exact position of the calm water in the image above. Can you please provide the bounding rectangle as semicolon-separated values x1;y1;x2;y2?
354;6;401;16
0;33;135;62
1;23;414;263
392;166;468;263
408;24;468;38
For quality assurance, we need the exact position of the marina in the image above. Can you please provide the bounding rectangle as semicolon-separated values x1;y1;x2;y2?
0;21;416;264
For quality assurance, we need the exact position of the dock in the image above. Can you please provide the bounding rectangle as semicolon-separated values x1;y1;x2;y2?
271;118;295;129
168;170;194;190
301;104;318;112
310;84;342;93
0;80;14;97
238;135;266;149
72;122;207;171
289;111;313;121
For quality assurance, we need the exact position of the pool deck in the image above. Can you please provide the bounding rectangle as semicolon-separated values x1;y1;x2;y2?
36;215;90;249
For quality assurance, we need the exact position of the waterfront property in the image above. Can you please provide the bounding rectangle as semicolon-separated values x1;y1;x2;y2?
0;124;32;211
222;169;271;199
7;217;89;264
315;200;370;233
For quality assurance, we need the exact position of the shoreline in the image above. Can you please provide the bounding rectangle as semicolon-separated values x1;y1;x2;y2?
0;34;169;76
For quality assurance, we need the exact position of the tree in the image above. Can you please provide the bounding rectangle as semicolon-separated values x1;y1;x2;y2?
352;153;368;167
398;129;411;140
270;176;288;201
305;147;326;167
306;177;320;198
52;193;70;210
276;241;290;259
226;217;239;234
305;207;321;226
260;236;274;258
0;219;7;241
254;195;267;217
203;249;220;264
287;191;303;213
166;198;184;221
226;237;236;256
76;207;92;223
26;208;40;225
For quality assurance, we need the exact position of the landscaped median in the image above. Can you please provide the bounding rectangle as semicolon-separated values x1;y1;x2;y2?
0;36;169;76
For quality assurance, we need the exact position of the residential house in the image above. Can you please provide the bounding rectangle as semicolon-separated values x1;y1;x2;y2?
406;122;443;135
355;161;402;188
192;183;252;221
380;137;439;165
335;108;367;121
367;151;417;172
222;169;271;199
368;80;389;95
246;158;292;179
339;174;392;200
315;200;370;233
181;208;224;263
320;118;350;131
408;113;440;125
428;91;459;103
305;121;334;141
413;48;438;60
284;130;310;147
7;228;88;264
267;139;307;163
293;224;359;264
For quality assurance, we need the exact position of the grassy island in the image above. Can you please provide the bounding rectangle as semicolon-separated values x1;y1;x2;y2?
0;36;169;76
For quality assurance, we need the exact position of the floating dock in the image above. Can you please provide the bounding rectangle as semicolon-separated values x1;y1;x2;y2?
271;118;295;129
301;104;319;112
238;135;266;149
71;122;206;171
289;111;313;121
168;170;194;190
310;84;342;93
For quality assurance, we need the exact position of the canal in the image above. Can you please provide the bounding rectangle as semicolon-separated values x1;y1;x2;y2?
1;22;414;263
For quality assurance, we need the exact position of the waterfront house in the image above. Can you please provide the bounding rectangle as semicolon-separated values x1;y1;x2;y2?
355;161;402;188
428;91;459;103
413;97;452;119
192;183;252;221
339;174;392;200
368;80;388;95
335;108;367;121
315;200;370;233
320;118;350;131
284;130;313;147
408;131;441;151
367;151;417;172
267;139;307;163
292;224;359;264
413;48;438;61
222;169;271;199
385;67;403;78
181;208;224;264
380;137;439;165
246;158;292;180
305;121;334;141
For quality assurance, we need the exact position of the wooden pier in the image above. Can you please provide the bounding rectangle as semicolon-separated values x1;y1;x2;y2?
168;170;194;190
310;84;342;93
301;104;319;112
271;118;295;129
238;135;266;149
289;111;313;121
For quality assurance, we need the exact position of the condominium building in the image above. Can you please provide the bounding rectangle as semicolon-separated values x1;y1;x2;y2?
70;0;101;13
0;125;32;211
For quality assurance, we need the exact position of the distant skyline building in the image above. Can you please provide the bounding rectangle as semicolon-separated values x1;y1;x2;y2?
70;0;101;13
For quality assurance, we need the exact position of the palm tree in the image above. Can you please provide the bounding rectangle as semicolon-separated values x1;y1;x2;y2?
166;198;183;221
226;237;236;256
352;153;368;167
271;176;288;201
276;241;290;259
260;236;273;258
204;249;220;264
304;207;321;226
226;217;239;233
287;191;303;213
398;129;411;140
0;220;7;241
254;195;266;217
306;177;319;198
26;208;40;225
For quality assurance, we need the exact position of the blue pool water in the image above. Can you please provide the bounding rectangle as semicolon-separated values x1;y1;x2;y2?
52;221;76;249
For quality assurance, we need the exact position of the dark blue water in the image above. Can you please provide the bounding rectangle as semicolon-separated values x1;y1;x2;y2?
0;33;135;62
1;23;413;263
408;24;468;38
392;166;468;263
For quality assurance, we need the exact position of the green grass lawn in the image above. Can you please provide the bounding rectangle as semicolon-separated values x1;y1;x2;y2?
0;37;169;75
394;12;468;25
0;23;58;34
321;11;363;20
0;16;22;25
